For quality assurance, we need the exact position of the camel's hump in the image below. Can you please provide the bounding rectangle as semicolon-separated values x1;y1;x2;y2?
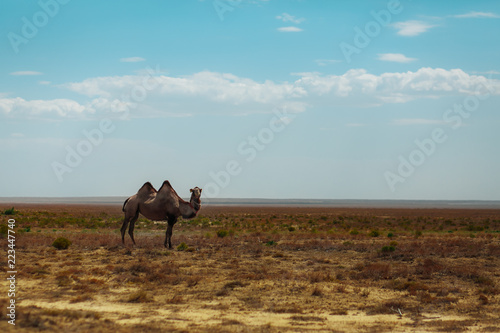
158;180;173;191
138;182;157;194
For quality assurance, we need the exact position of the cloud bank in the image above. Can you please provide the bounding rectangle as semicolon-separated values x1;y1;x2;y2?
2;68;499;119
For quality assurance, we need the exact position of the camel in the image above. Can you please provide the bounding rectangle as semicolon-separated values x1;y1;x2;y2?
121;181;202;248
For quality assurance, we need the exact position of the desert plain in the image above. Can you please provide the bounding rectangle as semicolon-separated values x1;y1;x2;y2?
1;203;499;332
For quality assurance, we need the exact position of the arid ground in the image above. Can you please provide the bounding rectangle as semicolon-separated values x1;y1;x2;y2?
1;204;499;332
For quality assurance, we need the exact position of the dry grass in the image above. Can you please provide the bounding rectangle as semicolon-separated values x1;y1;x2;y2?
0;204;499;332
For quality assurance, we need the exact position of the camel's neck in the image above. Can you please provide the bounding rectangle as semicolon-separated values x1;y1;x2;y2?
190;195;201;212
179;196;200;219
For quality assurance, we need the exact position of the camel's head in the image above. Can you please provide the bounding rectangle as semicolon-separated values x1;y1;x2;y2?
190;187;202;211
190;186;202;197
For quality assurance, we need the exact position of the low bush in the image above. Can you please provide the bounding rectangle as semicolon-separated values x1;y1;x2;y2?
52;237;72;250
3;207;16;215
177;242;188;251
381;245;395;253
217;230;229;238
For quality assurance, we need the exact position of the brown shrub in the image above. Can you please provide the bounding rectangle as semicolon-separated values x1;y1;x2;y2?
450;265;494;285
70;294;93;303
215;289;230;297
352;262;391;280
308;271;333;283
416;258;443;277
408;282;430;295
126;290;152;303
186;276;202;287
71;282;95;293
216;280;248;296
167;295;185;304
289;315;325;322
479;294;489;305
486;243;500;256
221;319;244;326
41;308;101;320
267;302;303;314
240;296;264;309
311;286;323;297
428;319;475;332
478;285;500;295
417;291;435;304
223;280;248;289
335;284;349;293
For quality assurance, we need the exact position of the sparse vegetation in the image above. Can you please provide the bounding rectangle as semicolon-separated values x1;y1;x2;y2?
2;204;499;332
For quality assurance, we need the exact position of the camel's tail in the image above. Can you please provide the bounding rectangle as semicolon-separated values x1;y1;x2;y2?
122;197;130;212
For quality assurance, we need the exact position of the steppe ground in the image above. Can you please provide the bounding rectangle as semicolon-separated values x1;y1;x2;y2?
1;204;499;332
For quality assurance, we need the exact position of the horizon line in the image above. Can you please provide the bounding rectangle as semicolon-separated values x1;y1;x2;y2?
1;197;500;209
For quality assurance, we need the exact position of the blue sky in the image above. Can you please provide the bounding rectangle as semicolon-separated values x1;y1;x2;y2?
1;0;500;200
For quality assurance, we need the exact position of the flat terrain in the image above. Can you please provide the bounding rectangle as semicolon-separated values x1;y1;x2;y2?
1;204;499;332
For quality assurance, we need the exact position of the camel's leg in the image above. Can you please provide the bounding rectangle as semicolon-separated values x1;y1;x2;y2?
165;215;177;249
121;216;131;244
128;211;139;245
165;223;173;249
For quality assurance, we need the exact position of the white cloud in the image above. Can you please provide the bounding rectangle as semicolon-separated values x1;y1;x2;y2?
378;53;417;63
392;20;436;36
65;71;307;104
277;26;303;32
61;71;308;117
120;57;146;62
453;11;500;19
276;13;305;24
293;67;500;104
10;71;43;76
39;81;51;85
0;97;86;117
0;96;136;119
315;59;341;66
87;97;134;114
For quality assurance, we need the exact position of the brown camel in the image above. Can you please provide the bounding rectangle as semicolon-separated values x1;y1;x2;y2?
121;181;202;248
